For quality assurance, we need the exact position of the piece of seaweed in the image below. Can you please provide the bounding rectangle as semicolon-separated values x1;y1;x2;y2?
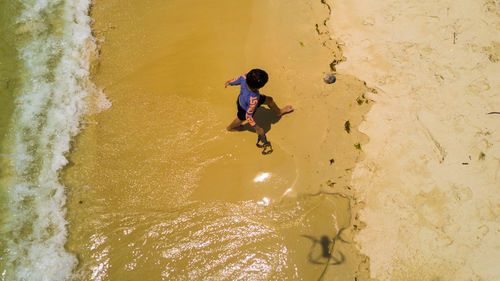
354;143;362;151
479;152;485;160
344;120;351;134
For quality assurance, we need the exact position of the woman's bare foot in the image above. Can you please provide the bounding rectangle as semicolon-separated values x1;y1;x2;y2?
279;105;294;116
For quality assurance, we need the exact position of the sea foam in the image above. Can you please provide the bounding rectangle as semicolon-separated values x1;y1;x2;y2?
0;0;98;279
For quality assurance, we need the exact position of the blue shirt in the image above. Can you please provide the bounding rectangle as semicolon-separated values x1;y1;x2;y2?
228;74;260;127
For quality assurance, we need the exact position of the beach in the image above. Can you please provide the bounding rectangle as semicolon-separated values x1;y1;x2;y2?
1;0;498;280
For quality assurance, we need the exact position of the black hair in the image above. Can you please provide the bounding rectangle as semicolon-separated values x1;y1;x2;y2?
246;69;268;89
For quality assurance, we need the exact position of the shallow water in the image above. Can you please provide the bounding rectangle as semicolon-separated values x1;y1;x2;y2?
0;0;20;148
0;0;374;279
63;0;372;280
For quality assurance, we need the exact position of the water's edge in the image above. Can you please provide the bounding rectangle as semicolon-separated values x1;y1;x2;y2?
0;0;98;279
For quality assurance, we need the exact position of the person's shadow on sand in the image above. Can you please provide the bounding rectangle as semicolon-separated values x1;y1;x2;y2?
242;107;282;134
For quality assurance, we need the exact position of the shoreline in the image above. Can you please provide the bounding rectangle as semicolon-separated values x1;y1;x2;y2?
63;0;375;279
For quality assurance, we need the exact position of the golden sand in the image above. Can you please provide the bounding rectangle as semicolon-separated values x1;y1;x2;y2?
331;0;500;280
63;0;374;279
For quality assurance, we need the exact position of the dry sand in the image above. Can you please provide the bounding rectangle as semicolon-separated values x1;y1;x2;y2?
63;0;376;279
331;0;500;280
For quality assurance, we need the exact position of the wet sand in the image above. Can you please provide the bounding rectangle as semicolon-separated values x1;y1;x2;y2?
331;0;500;280
63;0;374;280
